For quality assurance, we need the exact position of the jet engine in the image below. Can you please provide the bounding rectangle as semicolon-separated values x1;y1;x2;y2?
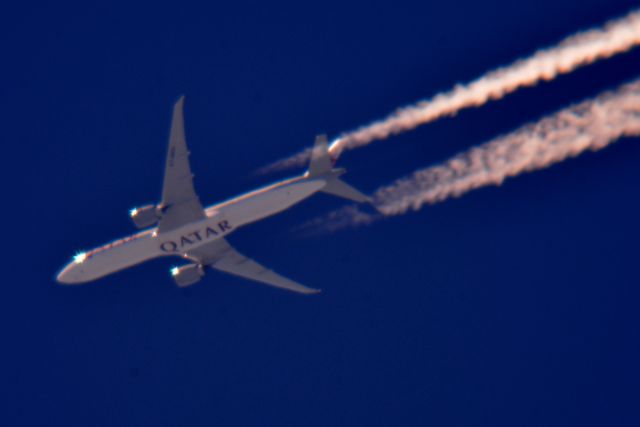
130;204;160;229
171;264;205;287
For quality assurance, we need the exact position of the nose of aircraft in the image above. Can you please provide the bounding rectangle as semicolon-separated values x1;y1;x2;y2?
56;262;84;285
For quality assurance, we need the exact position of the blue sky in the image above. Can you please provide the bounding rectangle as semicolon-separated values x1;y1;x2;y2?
3;1;640;426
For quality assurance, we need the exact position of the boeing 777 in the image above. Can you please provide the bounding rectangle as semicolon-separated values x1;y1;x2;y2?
56;97;370;294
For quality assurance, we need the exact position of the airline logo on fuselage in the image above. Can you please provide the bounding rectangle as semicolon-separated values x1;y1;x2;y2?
159;220;232;253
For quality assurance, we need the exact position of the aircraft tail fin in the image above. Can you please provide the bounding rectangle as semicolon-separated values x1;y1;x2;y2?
307;134;333;177
307;134;371;203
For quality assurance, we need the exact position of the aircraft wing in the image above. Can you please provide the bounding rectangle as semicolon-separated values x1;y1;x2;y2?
157;96;206;233
186;239;321;295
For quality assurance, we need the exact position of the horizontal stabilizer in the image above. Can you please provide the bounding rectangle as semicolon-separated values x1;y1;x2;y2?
322;178;372;203
306;134;370;203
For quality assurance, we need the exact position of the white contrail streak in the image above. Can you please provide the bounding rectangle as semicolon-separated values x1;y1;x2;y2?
305;78;640;232
263;10;640;174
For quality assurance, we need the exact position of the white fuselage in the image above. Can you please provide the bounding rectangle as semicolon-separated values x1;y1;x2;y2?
57;175;326;284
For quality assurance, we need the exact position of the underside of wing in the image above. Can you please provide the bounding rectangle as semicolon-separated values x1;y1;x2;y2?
157;96;206;233
186;239;321;295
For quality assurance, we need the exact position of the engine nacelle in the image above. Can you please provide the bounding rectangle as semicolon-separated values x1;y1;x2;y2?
171;264;205;287
130;204;160;229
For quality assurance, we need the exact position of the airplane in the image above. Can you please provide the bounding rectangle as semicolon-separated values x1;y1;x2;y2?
56;97;370;294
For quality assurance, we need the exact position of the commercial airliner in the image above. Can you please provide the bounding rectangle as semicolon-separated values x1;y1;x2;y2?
56;97;370;294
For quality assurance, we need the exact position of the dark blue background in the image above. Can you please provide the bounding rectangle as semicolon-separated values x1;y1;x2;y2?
3;1;640;426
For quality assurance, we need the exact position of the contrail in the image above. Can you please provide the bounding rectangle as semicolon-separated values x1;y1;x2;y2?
303;78;640;233
263;10;640;174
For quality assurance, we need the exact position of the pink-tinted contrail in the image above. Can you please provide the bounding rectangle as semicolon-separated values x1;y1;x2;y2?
303;78;640;232
263;10;640;174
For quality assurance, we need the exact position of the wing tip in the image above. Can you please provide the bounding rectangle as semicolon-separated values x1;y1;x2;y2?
292;284;322;295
